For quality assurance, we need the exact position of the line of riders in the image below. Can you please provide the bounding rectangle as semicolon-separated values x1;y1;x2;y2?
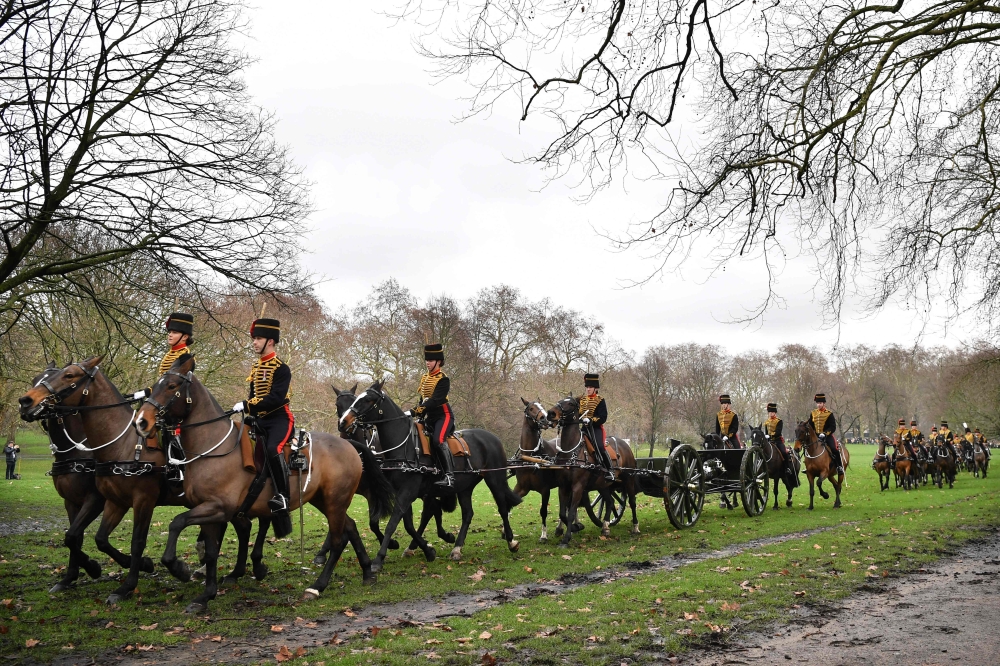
38;310;852;522
873;418;992;483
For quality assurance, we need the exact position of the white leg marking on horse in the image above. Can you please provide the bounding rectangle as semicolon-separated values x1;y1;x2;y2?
450;547;462;561
303;588;320;600
540;525;547;541
632;524;640;534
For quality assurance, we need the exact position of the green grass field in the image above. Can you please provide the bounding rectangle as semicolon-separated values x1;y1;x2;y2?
1;438;998;664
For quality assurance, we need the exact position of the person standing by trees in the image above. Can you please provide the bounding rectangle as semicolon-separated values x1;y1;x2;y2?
4;440;18;480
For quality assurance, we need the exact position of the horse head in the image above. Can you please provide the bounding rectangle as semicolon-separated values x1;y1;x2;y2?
702;433;725;449
547;395;579;427
339;378;391;431
748;424;767;448
332;384;361;435
135;355;196;437
521;397;550;429
19;356;105;422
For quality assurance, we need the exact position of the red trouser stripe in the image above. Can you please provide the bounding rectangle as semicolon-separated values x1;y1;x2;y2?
276;405;294;454
438;404;452;445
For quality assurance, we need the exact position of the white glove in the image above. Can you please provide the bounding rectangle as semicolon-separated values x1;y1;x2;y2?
232;401;246;413
722;436;729;442
819;433;826;439
403;410;412;417
132;388;150;400
582;417;591;424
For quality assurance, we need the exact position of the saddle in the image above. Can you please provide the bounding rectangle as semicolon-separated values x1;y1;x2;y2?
247;423;309;475
583;435;618;465
416;422;471;458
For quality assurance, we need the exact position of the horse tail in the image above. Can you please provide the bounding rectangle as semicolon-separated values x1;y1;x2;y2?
350;440;395;521
501;483;523;508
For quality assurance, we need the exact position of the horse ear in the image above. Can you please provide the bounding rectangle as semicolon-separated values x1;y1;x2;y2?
83;355;105;369
520;397;529;406
46;360;56;369
331;385;341;396
350;382;358;394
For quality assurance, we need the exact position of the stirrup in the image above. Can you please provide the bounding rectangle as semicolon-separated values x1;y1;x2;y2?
268;494;289;514
434;473;454;487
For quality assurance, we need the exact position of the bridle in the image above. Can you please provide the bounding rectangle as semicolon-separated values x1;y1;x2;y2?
29;363;99;418
518;402;551;454
143;370;194;425
551;399;585;455
341;387;413;457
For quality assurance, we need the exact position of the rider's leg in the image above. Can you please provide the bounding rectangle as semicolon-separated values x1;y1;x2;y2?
261;412;293;515
432;409;455;487
593;425;614;481
826;435;844;473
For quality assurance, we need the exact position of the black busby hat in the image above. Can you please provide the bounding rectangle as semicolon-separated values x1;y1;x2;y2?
910;420;917;426
250;318;280;343
974;427;981;433
766;402;777;412
424;343;444;363
584;373;600;389
941;420;949;427
898;418;906;425
165;312;194;336
719;394;731;404
931;426;938;431
814;393;826;402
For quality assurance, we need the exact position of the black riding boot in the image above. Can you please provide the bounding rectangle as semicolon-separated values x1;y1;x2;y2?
267;452;291;515
826;440;844;474
435;443;455;487
597;441;615;482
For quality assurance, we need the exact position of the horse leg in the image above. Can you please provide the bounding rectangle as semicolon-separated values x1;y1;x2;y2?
449;491;476;561
185;522;223;613
313;530;333;566
483;472;519;552
434;502;456;544
342;516;376;585
92;500;143;571
304;513;350;601
53;493;104;592
403;503;432;556
222;517;252;585
539;487;550;543
372;483;420;574
559;481;585;548
832;475;843;508
807;473;815;510
251;518;270;580
627;479;640;535
772;478;780;509
817;475;829;500
106;494;156;605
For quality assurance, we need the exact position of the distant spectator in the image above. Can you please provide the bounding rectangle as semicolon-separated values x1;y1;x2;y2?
4;441;19;480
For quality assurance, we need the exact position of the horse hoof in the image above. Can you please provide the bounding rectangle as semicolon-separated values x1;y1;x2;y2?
370;561;383;574
558;542;569;549
834;502;842;508
84;559;102;579
508;540;520;553
554;528;564;538
449;547;462;561
141;556;155;573
402;549;417;558
302;588;320;601
786;500;793;507
538;536;548;544
174;562;192;583
362;574;377;586
185;601;207;614
253;564;269;581
388;539;400;550
106;591;130;605
425;547;437;563
312;555;327;566
442;533;456;544
192;565;206;580
601;529;611;538
572;522;585;533
631;525;640;535
49;581;71;593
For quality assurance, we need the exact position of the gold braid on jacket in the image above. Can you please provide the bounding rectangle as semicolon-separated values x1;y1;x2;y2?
578;394;602;419
717;410;735;434
247;356;285;409
764;415;781;437
811;409;832;433
414;371;447;413
158;345;192;375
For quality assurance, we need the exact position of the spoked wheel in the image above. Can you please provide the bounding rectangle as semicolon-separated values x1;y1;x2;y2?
740;445;769;517
585;488;626;527
663;443;705;530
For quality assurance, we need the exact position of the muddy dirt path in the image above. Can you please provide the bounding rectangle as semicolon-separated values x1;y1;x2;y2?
690;529;1000;666
55;526;846;665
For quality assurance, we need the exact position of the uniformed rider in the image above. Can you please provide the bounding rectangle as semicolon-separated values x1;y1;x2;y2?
413;343;455;488
939;420;960;460
716;394;741;447
233;318;293;516
579;373;614;482
132;312;196;401
974;427;991;460
764;402;795;482
809;393;843;474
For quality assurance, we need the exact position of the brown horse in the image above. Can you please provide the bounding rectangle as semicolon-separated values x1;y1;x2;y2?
32;362;116;592
547;396;639;547
511;398;566;543
19;357;192;605
133;357;393;611
793;420;849;509
928;433;957;489
747;425;799;509
973;438;989;478
872;435;893;491
892;433;916;490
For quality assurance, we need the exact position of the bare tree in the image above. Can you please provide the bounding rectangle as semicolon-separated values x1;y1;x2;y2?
399;0;1000;323
0;0;309;335
636;345;671;456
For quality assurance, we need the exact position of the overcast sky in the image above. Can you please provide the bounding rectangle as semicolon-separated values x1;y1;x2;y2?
239;2;959;356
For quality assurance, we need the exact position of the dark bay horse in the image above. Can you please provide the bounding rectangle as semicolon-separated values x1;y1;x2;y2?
973;438;989;478
793;420;848;509
19;357;190;604
511;397;566;543
748;425;799;509
33;362;113;592
547;396;638;547
872;435;892;491
892;433;917;490
928;433;957;489
339;379;522;571
133;357;393;611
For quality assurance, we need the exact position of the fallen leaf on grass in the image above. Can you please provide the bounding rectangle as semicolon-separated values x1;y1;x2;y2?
328;633;345;646
425;651;440;660
343;609;356;617
425;639;442;644
275;646;293;662
478;631;492;639
1;599;12;609
813;544;822;549
683;612;699;621
704;623;722;633
25;638;39;648
577;607;592;613
210;635;222;642
455;637;472;643
482;654;497;666
675;628;692;635
720;601;740;611
139;623;158;631
468;568;486;583
89;610;99;617
561;555;572;560
104;621;115;629
523;566;533;573
270;625;285;633
794;591;806;597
